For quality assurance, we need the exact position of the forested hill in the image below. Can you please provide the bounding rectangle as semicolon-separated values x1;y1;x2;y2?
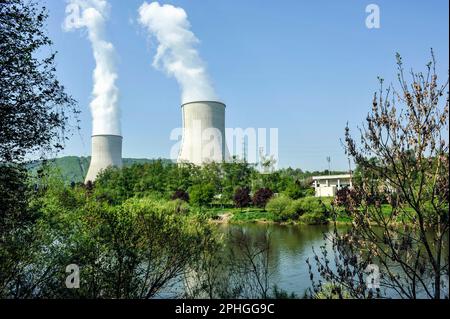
26;156;172;183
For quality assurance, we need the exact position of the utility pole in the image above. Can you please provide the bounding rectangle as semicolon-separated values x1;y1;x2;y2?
242;138;247;162
348;157;353;188
326;156;331;175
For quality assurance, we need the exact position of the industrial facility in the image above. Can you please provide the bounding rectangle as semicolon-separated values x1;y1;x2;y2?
85;134;123;183
84;100;229;181
178;101;228;165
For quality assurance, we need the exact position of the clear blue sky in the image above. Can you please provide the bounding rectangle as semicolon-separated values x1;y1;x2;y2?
44;0;449;171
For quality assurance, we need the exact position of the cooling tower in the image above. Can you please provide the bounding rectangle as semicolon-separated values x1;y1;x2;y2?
84;134;123;183
178;101;227;165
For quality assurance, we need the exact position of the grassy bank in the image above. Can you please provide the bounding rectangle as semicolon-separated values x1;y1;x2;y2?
202;197;417;226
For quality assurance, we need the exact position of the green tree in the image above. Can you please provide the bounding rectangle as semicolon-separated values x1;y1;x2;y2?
0;0;77;162
189;184;215;208
266;195;294;221
0;0;77;297
221;159;254;202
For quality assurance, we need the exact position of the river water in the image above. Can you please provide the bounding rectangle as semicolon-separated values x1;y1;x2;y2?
215;223;448;299
162;222;446;298
216;222;336;297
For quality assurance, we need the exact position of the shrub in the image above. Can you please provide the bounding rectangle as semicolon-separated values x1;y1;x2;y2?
171;189;189;202
303;187;315;197
233;187;252;209
334;187;361;209
284;182;304;199
253;188;274;209
166;199;190;215
189;184;215;208
266;195;295;222
284;179;315;199
298;212;328;225
315;283;351;299
291;197;328;216
289;197;329;224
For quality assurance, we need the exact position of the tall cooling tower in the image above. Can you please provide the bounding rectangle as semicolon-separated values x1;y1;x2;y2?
178;101;227;165
85;134;123;183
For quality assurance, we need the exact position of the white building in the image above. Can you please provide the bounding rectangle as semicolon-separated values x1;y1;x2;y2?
312;174;352;197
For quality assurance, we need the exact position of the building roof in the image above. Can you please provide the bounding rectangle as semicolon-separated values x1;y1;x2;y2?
312;174;352;180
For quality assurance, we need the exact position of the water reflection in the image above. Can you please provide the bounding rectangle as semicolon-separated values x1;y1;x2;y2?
218;223;339;297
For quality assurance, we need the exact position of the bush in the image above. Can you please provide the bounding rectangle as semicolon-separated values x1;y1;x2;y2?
298;212;328;225
334;187;361;210
266;195;295;222
253;188;274;209
233;187;252;209
284;182;304;199
284;179;315;199
315;283;351;299
291;197;328;217
166;199;190;215
189;184;215;208
303;187;315;197
171;189;189;202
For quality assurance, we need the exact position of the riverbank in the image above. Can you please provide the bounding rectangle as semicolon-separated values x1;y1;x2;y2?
207;207;346;226
206;204;411;227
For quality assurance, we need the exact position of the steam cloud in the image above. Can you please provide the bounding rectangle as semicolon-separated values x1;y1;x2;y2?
64;0;120;135
138;2;218;104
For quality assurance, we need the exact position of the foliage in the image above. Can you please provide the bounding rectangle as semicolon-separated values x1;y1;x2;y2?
266;195;294;222
189;183;215;208
233;187;252;209
252;188;274;210
220;160;254;202
171;189;189;203
2;173;218;298
0;0;77;298
0;0;78;163
334;186;361;212
26;156;164;184
271;285;298;299
309;52;449;299
298;212;328;225
314;283;352;299
291;197;328;216
288;197;329;224
283;178;315;199
226;228;273;298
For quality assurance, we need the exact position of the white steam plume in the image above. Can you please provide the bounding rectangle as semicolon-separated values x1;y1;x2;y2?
138;2;218;104
64;0;120;136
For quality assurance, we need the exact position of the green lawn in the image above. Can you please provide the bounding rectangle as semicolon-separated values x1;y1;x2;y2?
230;209;277;223
202;207;277;223
201;198;422;225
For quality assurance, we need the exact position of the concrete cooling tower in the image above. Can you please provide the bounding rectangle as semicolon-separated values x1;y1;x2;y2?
85;135;123;183
178;101;227;165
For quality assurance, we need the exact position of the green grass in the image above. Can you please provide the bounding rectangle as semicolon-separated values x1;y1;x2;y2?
231;209;277;222
199;197;424;225
201;207;277;223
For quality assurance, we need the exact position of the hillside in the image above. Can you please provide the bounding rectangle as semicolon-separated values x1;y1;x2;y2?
26;156;172;183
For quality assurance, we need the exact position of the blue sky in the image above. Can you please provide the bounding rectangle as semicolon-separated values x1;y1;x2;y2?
44;0;449;171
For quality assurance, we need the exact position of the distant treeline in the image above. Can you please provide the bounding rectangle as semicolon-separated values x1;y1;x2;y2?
25;156;347;185
25;156;173;183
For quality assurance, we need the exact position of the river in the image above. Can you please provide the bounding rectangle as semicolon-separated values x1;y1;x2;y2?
162;222;446;299
217;222;337;297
